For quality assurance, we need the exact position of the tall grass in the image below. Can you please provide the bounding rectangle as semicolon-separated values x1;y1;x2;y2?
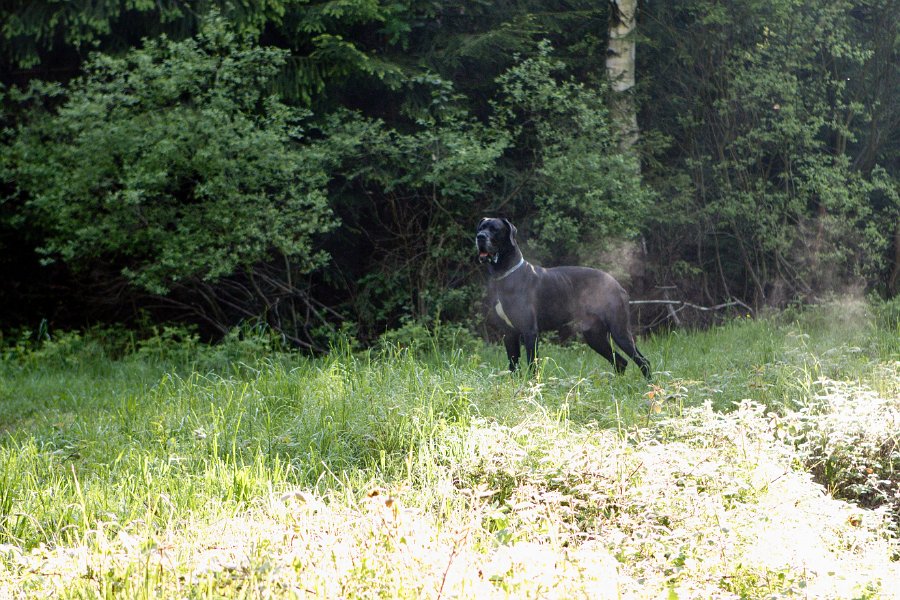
0;301;897;597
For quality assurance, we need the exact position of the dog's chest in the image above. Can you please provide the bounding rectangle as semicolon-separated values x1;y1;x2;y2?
494;299;515;328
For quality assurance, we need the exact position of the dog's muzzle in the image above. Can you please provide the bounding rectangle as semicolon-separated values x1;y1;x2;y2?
476;234;499;264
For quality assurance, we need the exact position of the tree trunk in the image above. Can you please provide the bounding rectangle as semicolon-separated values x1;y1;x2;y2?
607;0;639;158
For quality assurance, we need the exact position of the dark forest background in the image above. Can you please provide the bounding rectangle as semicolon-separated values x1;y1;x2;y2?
1;0;898;349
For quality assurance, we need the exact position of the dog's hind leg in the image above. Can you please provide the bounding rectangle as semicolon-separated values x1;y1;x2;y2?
608;323;651;379
583;325;627;374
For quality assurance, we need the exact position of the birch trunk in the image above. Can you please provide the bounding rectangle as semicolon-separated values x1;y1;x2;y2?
607;0;639;158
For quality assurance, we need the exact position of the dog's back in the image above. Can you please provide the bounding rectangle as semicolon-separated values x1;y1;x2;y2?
530;265;627;329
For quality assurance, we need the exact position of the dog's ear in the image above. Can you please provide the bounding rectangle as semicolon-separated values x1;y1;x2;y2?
502;218;517;245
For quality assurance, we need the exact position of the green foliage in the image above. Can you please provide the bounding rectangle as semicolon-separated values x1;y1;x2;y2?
377;316;481;358
872;294;900;331
1;329;104;371
783;372;900;528
641;0;900;304
327;43;650;331
1;0;173;69
1;1;420;107
321;79;510;329
493;42;649;262
7;18;336;295
2;0;900;340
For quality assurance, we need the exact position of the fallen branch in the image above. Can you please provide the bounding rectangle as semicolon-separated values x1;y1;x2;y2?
629;299;753;314
630;298;754;330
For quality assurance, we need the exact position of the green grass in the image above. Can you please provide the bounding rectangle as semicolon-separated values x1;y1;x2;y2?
0;301;898;597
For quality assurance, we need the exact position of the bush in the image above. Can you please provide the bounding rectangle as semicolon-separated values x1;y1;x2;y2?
492;42;650;265
378;317;481;357
5;16;337;347
782;372;900;528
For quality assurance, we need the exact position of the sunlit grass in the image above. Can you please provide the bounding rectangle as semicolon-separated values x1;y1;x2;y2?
0;302;898;597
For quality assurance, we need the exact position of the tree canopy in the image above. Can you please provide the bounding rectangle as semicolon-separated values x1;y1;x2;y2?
1;0;898;342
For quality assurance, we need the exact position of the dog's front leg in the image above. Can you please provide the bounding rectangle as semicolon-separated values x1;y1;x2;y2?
503;332;521;371
523;330;538;369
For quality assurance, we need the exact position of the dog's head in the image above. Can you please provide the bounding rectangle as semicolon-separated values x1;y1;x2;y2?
476;217;517;264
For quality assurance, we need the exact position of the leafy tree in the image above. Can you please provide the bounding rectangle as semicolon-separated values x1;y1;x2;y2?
1;1;414;106
5;17;338;347
318;80;510;334
640;0;899;306
3;0;899;339
318;45;648;334
492;43;649;265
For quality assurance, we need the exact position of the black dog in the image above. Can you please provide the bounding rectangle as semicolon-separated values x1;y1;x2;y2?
477;217;651;378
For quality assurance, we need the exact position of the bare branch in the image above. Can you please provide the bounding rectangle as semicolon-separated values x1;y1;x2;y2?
630;298;754;315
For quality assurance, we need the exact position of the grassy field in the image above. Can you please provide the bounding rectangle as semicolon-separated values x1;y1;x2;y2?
1;299;898;598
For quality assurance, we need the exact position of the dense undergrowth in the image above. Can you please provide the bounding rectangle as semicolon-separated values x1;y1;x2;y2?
0;300;898;597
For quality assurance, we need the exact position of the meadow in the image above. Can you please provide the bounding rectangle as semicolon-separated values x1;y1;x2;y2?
1;299;898;598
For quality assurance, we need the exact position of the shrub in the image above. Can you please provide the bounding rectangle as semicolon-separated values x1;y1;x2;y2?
6;16;337;347
782;372;900;528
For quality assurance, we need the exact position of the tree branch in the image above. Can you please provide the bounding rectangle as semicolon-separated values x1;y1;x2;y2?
630;298;754;314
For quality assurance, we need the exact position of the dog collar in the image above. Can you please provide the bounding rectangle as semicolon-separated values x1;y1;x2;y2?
493;257;525;280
